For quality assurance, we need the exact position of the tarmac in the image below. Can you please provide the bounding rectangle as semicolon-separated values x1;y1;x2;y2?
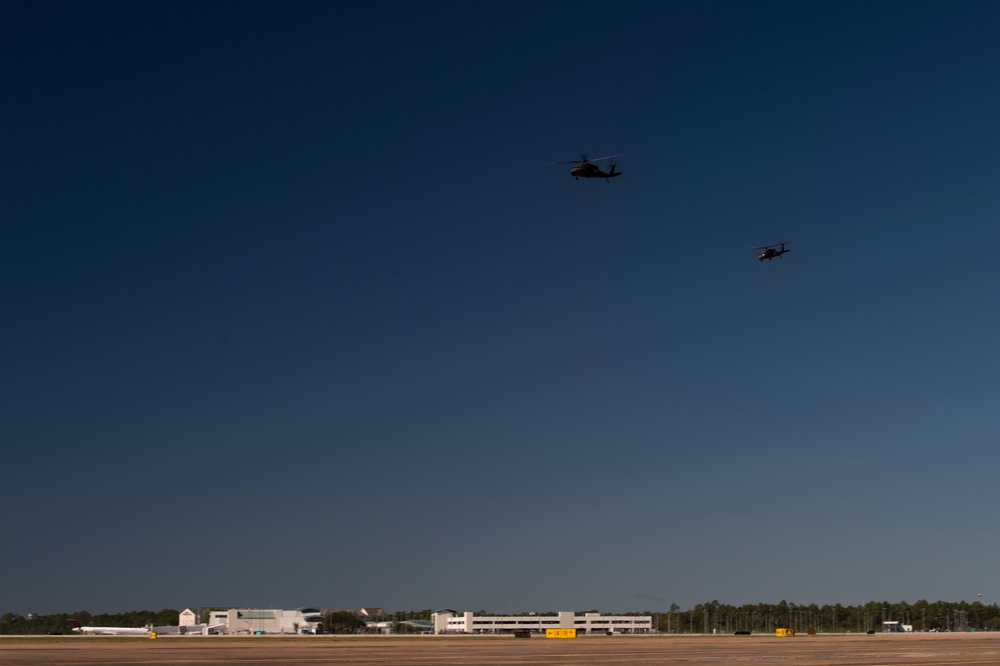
2;632;1000;666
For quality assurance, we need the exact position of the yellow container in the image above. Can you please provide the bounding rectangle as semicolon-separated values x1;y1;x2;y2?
149;632;157;639
775;628;794;637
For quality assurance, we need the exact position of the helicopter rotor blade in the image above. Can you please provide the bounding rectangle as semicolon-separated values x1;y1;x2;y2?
547;153;622;165
745;241;787;250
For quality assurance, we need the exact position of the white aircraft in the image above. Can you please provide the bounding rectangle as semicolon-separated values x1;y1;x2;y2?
69;619;151;635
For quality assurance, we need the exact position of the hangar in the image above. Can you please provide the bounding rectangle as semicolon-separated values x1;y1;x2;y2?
203;607;324;634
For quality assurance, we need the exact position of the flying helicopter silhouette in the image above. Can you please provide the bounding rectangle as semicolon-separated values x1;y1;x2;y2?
749;241;790;261
547;154;623;181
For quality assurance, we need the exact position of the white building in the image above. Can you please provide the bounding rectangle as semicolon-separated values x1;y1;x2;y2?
432;610;652;635
207;607;324;634
882;621;914;633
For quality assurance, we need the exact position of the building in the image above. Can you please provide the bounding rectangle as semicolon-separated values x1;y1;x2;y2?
206;607;324;634
882;621;914;632
432;610;652;635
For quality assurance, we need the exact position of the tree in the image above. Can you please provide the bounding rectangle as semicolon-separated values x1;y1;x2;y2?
323;611;366;635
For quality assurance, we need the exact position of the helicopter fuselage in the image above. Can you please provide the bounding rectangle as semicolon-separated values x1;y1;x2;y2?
758;247;789;261
570;163;621;181
548;154;623;181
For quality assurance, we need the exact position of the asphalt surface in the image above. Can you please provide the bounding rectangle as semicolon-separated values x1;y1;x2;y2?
2;633;999;665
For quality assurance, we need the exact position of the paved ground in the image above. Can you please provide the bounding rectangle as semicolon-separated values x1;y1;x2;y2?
2;633;1000;666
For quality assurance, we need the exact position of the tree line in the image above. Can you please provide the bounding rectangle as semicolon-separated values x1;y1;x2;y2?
3;601;998;635
642;599;1000;633
468;600;1000;633
0;609;179;635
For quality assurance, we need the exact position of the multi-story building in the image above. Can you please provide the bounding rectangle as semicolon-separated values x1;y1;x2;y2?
432;610;652;635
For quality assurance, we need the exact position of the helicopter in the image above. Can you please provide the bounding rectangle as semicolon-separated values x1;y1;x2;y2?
547;154;623;181
749;241;790;261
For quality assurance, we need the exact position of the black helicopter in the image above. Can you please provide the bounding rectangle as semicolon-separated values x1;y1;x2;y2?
749;242;790;261
547;154;623;181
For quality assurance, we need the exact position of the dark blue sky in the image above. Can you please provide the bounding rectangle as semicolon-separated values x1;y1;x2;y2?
4;1;1000;615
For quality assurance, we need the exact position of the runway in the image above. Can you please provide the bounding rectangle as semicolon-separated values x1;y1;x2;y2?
2;633;1000;666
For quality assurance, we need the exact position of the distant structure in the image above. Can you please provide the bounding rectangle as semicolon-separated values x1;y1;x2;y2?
326;607;384;618
882;621;913;633
432;610;652;635
203;607;324;634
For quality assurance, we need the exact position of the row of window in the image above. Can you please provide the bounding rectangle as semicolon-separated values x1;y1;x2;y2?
471;620;560;625
582;620;641;624
458;620;648;627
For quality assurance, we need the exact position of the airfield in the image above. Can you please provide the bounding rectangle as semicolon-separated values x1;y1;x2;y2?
3;633;1000;666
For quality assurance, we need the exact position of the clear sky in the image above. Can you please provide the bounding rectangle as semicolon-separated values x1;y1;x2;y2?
3;1;1000;615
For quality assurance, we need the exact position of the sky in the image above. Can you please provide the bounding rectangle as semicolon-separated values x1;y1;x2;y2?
3;0;1000;616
